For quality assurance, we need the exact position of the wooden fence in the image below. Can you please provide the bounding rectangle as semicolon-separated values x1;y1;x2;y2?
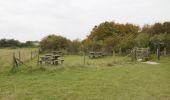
12;50;39;70
131;47;150;61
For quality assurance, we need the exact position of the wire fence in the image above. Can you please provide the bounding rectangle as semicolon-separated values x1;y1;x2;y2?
12;50;39;69
0;47;169;73
0;48;38;73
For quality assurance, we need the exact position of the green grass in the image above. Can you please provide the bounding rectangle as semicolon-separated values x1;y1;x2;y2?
0;49;170;100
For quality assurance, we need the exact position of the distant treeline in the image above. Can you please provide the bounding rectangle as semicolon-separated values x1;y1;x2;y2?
84;21;170;53
0;39;39;48
40;21;170;54
1;21;170;54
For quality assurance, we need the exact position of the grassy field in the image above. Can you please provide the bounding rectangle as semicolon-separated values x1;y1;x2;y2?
0;48;170;100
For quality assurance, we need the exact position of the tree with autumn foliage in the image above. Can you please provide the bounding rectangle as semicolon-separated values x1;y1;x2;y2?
39;21;170;54
84;21;139;53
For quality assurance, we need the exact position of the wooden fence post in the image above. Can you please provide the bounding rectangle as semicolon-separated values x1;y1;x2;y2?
134;48;137;60
12;52;15;68
37;50;40;66
19;51;21;61
157;48;160;60
31;50;33;59
119;48;122;56
35;50;36;57
12;52;18;68
32;50;34;58
131;48;136;61
34;50;36;57
83;51;86;65
164;48;167;56
113;50;115;56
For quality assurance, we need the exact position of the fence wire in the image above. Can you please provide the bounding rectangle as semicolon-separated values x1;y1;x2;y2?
0;48;38;73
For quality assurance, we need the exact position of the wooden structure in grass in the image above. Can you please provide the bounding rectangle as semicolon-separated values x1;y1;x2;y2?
89;52;104;59
131;47;150;61
39;51;64;65
51;51;63;56
12;50;38;71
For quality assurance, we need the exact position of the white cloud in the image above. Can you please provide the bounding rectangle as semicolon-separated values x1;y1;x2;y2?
0;0;170;42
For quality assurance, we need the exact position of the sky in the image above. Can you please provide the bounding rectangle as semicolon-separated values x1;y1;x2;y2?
0;0;170;42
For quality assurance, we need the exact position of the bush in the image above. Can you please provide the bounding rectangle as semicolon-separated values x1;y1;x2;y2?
40;34;71;52
135;33;150;48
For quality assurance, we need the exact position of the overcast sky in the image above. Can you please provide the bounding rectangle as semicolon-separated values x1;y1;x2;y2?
0;0;170;42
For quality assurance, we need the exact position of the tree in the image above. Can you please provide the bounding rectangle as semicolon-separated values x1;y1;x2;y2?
151;23;164;34
70;39;81;53
40;34;71;51
24;41;34;47
85;21;139;53
142;22;170;35
135;33;150;48
149;33;169;52
163;22;170;34
118;34;136;52
0;39;21;47
88;22;139;41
